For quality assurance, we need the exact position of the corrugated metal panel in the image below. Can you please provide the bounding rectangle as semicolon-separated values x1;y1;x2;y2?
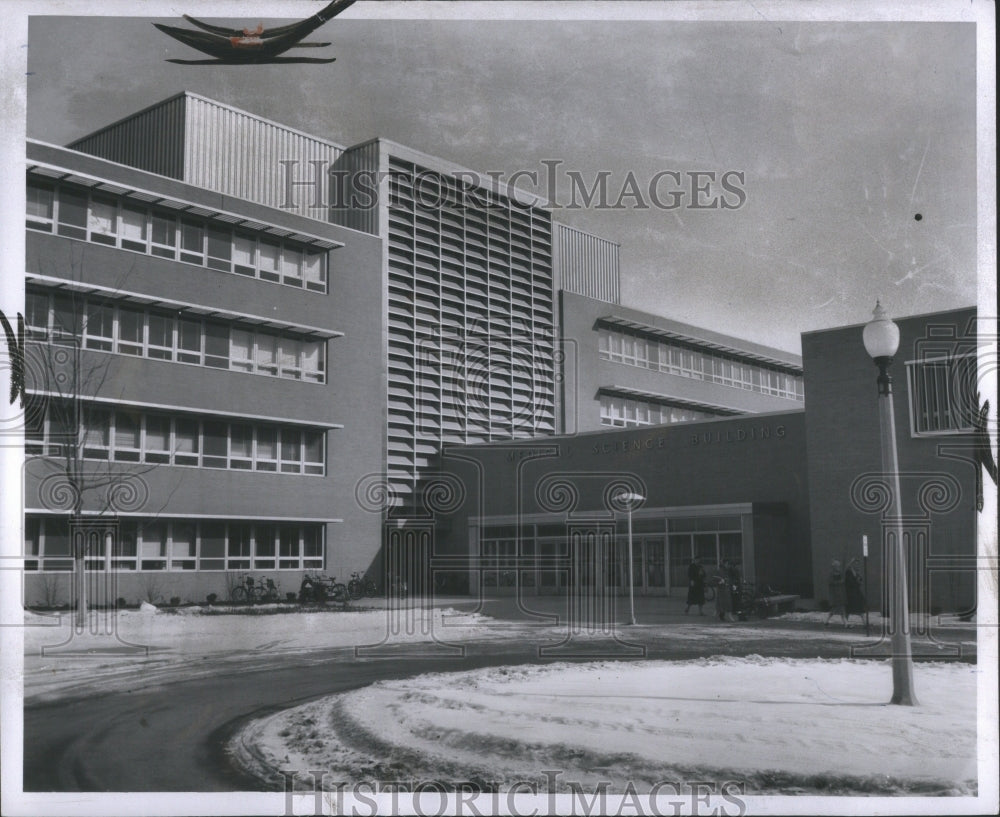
69;94;187;180
183;95;343;222
555;222;620;304
327;141;382;235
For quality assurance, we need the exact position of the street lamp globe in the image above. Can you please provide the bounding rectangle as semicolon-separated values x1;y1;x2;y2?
863;300;900;361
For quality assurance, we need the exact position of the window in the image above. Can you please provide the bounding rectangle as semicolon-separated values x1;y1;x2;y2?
178;318;202;364
117;307;144;356
204;321;229;369
301;340;324;383
279;338;301;380
259;238;281;282
907;353;977;435
88;195;118;245
147;311;174;360
280;428;302;473
180;219;205;264
174;417;200;466
112;520;138;571
227;524;252;570
229;424;253;470
234;232;256;276
171;522;197;570
202;420;228;468
51;293;77;338
254;525;276;569
121;203;148;252
303;252;325;292
282;245;303;286
151;211;177;258
256;427;278;472
302;527;323;569
141;522;167;571
279;526;300;569
230;329;254;372
255;333;278;375
200;522;226;571
114;412;141;462
26;183;54;231
144;415;171;464
206;225;232;271
84;303;114;351
303;431;324;475
83;406;111;460
57;188;88;240
25;291;49;337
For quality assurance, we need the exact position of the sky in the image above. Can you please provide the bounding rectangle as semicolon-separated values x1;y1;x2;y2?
18;3;985;354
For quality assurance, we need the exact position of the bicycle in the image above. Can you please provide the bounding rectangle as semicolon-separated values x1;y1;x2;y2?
347;571;378;600
298;573;348;604
733;582;772;621
230;575;280;605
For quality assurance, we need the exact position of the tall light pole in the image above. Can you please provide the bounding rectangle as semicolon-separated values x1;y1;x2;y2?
617;491;645;625
862;301;918;705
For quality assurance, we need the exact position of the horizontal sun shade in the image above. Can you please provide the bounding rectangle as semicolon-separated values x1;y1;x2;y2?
27;164;344;252
598;385;744;417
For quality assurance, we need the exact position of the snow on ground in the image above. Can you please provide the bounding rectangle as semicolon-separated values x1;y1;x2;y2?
20;603;977;704
232;657;979;796
21;604;496;702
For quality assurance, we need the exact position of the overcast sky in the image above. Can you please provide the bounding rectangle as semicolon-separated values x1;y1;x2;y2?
22;5;981;353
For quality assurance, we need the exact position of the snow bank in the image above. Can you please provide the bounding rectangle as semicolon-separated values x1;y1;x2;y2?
234;657;978;796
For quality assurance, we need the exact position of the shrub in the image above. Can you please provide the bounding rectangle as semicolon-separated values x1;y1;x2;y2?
116;597;128;609
206;593;218;605
286;592;297;603
169;596;181;607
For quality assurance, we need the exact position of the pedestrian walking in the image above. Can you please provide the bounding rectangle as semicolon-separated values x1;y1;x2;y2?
825;559;848;627
715;560;735;622
685;557;707;615
844;558;865;626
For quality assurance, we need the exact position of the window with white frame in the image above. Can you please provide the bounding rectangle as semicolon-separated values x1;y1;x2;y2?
906;352;977;435
26;289;328;384
24;517;325;572
27;179;330;293
597;325;804;401
599;393;724;428
29;401;328;475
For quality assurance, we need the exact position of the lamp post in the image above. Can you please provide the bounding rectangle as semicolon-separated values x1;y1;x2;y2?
617;491;645;625
862;301;918;705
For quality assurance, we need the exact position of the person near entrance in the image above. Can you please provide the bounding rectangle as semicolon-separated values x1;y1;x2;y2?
685;557;707;615
844;557;865;626
825;559;849;627
714;559;738;622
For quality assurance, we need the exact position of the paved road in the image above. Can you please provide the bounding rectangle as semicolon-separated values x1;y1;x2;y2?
24;617;975;792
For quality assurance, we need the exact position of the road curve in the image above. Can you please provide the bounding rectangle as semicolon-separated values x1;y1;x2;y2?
24;630;973;792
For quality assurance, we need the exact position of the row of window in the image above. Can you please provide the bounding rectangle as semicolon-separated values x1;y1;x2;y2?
24;518;324;572
598;328;804;401
599;395;723;428
27;180;329;292
25;289;326;383
27;402;325;474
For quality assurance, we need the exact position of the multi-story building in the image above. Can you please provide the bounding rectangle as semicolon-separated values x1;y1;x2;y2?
21;91;978;611
22;126;383;605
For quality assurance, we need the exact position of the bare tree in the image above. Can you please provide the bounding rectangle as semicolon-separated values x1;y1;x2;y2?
27;251;176;625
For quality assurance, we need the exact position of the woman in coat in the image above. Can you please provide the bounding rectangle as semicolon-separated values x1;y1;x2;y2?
685;557;707;615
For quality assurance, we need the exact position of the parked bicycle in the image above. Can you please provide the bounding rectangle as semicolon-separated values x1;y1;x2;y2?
230;575;281;605
347;571;379;600
298;572;348;604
